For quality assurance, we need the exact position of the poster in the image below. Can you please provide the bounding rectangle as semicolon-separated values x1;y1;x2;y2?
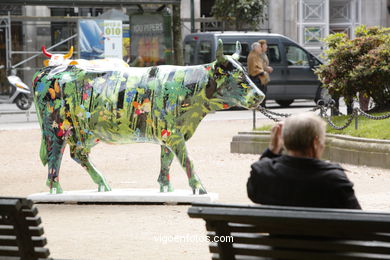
130;13;173;66
79;19;123;59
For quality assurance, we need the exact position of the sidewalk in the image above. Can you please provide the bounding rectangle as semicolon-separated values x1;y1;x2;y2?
1;117;389;259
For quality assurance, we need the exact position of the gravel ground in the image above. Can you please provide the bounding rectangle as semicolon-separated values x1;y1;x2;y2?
1;118;389;260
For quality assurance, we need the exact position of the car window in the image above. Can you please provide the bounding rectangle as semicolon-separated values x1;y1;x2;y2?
222;43;249;63
198;40;212;64
285;45;309;66
267;44;281;64
184;41;196;65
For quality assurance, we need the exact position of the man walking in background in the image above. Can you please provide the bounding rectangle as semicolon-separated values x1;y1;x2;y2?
258;40;273;107
247;42;267;107
247;41;272;107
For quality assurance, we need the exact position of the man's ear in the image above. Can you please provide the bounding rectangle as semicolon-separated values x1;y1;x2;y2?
312;136;323;159
216;39;227;64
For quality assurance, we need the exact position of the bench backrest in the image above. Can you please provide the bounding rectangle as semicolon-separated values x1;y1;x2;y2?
0;197;51;260
188;203;390;260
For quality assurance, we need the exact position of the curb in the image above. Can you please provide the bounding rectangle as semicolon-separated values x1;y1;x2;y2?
230;131;390;169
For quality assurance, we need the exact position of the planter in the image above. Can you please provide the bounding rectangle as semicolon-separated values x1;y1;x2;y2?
230;131;390;169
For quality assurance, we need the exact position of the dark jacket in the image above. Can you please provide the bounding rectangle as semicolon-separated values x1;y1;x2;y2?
247;149;361;209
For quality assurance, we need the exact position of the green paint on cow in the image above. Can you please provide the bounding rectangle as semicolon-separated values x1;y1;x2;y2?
32;40;264;195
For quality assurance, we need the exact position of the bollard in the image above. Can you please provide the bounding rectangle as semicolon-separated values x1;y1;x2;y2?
253;109;256;130
355;112;358;130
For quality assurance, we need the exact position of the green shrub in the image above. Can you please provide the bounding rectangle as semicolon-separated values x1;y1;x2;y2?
315;25;390;110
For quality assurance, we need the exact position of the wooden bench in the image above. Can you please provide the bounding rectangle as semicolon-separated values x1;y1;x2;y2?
0;197;52;260
188;203;390;260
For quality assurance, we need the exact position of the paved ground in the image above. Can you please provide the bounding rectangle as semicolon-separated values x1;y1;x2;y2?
1;102;388;260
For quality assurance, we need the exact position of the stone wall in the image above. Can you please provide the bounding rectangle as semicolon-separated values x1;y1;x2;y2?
231;131;390;169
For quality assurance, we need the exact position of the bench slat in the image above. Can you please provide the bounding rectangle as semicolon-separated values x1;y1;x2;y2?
28;226;44;237
0;226;15;236
205;220;390;242
189;205;390;225
207;233;390;254
0;237;47;248
0;246;20;257
26;217;42;227
191;203;390;217
22;207;38;218
209;244;390;260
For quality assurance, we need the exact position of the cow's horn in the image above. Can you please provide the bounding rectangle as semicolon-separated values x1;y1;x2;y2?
41;46;52;58
63;46;74;59
216;39;227;64
232;41;242;61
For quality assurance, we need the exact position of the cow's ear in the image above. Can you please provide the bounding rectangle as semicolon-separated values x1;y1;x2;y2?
206;77;217;99
232;41;242;61
216;39;227;64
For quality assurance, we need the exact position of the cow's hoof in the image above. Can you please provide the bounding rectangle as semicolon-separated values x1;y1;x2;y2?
160;184;174;193
46;180;63;194
98;183;111;192
192;188;207;195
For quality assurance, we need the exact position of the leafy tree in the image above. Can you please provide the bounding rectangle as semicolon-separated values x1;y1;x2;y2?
315;25;390;111
212;0;268;30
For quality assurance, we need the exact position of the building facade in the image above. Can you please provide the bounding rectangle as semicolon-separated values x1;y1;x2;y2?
192;0;389;56
268;0;389;56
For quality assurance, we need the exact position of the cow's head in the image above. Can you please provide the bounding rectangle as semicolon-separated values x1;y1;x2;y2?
42;46;74;67
206;40;264;110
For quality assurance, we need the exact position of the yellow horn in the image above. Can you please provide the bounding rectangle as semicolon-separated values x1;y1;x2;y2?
63;46;74;59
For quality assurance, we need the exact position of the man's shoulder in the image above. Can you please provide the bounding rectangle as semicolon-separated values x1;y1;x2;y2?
311;160;353;186
251;155;279;175
247;51;256;59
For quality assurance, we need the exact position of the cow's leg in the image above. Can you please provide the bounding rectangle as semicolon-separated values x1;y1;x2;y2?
158;145;175;192
166;134;207;195
45;136;66;194
69;145;111;192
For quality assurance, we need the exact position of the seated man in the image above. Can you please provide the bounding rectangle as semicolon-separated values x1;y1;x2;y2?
247;113;361;209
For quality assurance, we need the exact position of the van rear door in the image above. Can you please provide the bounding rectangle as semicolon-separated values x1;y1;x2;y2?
283;43;319;99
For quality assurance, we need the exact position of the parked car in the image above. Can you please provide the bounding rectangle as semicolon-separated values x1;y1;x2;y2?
183;31;324;107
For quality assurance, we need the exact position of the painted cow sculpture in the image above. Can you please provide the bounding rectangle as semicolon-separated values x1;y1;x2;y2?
42;46;74;67
33;40;264;194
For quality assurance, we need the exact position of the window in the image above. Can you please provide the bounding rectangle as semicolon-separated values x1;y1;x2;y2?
198;41;212;64
184;41;196;65
302;0;326;23
267;44;281;64
222;43;249;63
285;45;309;66
304;26;325;46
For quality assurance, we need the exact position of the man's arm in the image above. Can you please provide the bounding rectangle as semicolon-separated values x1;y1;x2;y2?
333;172;362;209
248;123;284;203
247;52;265;77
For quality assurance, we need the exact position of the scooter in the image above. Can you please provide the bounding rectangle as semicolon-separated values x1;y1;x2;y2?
0;71;33;110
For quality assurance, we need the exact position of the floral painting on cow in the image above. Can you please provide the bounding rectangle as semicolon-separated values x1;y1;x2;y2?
33;40;264;195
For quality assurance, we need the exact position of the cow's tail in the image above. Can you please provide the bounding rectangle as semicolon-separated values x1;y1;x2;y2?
38;125;48;166
35;95;48;166
32;70;48;166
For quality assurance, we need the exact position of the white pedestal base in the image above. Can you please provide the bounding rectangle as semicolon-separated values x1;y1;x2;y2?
27;189;218;204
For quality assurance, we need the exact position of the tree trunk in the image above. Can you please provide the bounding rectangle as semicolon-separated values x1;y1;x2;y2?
172;3;183;66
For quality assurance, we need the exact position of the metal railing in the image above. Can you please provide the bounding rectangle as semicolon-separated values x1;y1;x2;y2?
254;99;390;131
